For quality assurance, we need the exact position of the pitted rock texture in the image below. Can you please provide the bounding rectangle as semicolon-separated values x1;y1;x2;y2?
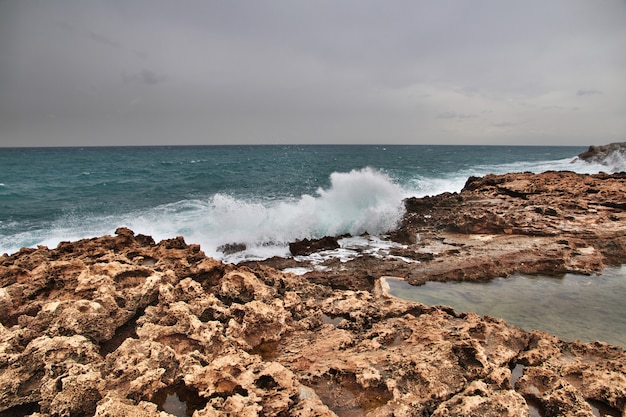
1;226;625;416
396;171;626;285
264;171;626;288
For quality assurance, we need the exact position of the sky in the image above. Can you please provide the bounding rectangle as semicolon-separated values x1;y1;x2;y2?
1;1;625;147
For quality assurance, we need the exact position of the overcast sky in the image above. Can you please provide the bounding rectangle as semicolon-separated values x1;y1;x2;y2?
1;1;625;147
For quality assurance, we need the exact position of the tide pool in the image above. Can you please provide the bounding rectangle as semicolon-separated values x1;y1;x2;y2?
386;266;626;347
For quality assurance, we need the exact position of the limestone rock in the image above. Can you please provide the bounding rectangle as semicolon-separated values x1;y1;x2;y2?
1;171;625;416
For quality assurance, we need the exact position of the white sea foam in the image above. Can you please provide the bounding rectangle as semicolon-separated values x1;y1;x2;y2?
285;235;416;273
189;167;406;260
603;151;626;172
571;150;626;173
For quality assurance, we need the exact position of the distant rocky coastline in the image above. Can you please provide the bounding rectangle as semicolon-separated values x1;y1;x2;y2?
575;141;626;166
1;169;626;416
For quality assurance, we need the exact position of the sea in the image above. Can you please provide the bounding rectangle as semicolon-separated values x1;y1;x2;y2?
2;144;623;260
2;144;626;346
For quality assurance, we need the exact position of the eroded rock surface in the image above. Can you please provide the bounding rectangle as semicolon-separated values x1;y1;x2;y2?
1;221;625;416
396;171;626;286
289;236;341;256
270;171;626;288
2;171;626;416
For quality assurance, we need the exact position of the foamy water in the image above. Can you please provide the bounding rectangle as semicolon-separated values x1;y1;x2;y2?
138;168;406;260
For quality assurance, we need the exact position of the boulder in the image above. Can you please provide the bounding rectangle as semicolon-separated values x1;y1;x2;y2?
577;141;626;165
289;236;340;256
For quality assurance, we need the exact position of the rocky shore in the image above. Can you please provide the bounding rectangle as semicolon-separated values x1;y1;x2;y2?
1;171;626;416
576;142;626;166
260;171;626;291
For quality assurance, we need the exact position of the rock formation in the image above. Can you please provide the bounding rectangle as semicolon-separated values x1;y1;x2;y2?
576;141;626;165
289;236;341;256
262;171;626;288
1;170;626;416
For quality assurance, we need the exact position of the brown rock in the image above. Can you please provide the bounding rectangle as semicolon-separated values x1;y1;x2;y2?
383;171;626;285
217;242;247;255
1;169;626;417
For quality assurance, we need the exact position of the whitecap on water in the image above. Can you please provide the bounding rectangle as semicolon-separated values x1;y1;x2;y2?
289;235;417;269
282;267;314;276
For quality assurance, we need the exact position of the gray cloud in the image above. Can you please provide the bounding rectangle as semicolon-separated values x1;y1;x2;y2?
123;70;166;86
492;121;523;128
1;0;625;147
88;31;121;48
436;112;477;120
56;21;121;49
577;89;603;96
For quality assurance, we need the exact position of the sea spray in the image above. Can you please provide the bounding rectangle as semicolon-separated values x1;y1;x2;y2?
311;167;405;236
165;167;406;260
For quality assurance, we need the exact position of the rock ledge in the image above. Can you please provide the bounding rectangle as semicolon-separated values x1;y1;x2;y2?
2;171;626;416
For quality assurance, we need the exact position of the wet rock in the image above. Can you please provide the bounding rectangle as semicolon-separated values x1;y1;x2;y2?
289;236;340;256
305;269;375;292
218;242;247;255
576;141;626;165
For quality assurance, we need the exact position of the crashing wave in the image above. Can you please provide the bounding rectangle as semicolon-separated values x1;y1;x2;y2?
574;142;626;172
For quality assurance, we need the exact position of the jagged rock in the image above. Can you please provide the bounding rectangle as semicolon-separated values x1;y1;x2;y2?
1;171;626;416
273;172;626;289
217;242;247;255
289;236;340;256
576;141;626;165
386;171;626;284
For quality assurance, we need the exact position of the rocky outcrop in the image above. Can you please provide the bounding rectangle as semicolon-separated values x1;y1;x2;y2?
1;226;625;416
396;171;626;285
576;141;626;165
2;171;626;416
289;236;341;256
273;171;626;288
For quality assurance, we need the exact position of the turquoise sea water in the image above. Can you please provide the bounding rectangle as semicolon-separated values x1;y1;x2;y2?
1;144;609;259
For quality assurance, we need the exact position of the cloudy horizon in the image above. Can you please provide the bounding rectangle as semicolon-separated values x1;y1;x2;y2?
1;1;625;147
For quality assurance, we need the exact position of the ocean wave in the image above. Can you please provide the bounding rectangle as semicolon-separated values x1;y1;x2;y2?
132;167;406;260
604;152;626;172
572;150;626;173
0;168;406;260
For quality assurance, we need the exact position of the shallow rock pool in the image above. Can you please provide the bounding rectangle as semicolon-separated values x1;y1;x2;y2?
386;265;626;347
